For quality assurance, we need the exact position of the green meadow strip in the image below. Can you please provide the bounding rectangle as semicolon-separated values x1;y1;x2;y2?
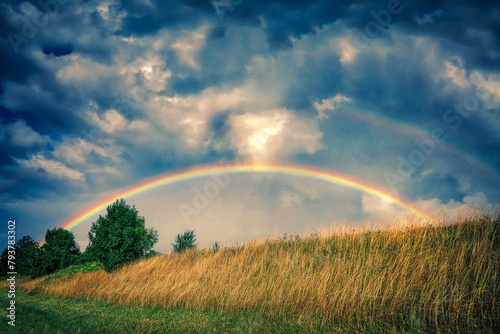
0;289;431;333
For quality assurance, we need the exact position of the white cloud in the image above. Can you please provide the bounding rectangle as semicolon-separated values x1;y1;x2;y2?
89;109;128;134
444;56;468;88
17;154;84;181
172;26;208;68
4;121;50;147
96;0;127;32
52;138;109;165
227;109;323;162
421;169;433;177
119;53;172;94
361;194;402;219
143;86;245;150
56;54;112;85
442;56;500;110
470;70;500;109
415;192;490;222
87;108;150;136
313;94;352;119
331;38;358;64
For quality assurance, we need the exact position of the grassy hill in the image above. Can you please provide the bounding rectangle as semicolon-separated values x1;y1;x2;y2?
7;213;500;333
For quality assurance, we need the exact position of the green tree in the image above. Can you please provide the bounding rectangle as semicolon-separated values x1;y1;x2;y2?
172;230;197;253
87;199;158;272
15;236;43;278
41;228;80;275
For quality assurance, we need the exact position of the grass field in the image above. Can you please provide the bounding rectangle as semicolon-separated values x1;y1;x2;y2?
2;213;499;333
1;289;360;333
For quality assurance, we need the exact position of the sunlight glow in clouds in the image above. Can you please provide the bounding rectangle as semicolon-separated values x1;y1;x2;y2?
228;110;323;162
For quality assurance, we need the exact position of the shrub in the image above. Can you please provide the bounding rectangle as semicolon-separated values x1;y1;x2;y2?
172;230;197;253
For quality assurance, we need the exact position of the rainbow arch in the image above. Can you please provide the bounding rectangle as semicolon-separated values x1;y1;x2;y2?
60;163;434;231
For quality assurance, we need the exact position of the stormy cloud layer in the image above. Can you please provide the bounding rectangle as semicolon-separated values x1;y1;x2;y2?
1;0;499;251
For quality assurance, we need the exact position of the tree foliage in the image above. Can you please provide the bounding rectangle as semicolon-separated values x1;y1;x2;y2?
0;231;80;277
172;230;197;253
41;228;80;275
1;236;43;278
87;199;158;271
15;236;43;277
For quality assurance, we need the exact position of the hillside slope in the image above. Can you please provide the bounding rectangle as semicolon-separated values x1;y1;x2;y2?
21;215;499;333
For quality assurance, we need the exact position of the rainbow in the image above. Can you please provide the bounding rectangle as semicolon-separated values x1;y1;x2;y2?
61;163;434;231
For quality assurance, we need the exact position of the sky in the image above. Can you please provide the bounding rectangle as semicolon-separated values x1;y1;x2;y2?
0;0;499;253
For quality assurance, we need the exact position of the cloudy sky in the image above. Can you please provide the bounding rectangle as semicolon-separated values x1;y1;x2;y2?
1;0;499;252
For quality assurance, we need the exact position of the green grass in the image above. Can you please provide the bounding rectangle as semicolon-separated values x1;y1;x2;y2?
45;261;104;281
0;289;431;333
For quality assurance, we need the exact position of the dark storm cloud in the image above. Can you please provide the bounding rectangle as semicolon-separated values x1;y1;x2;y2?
0;2;113;136
0;39;41;85
116;0;212;35
399;0;500;68
114;0;347;48
41;43;73;56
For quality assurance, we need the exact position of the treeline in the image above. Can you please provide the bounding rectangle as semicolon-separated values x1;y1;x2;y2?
1;228;79;278
1;199;171;277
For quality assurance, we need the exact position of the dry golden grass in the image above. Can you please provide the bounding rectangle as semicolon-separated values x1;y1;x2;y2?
20;212;499;331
